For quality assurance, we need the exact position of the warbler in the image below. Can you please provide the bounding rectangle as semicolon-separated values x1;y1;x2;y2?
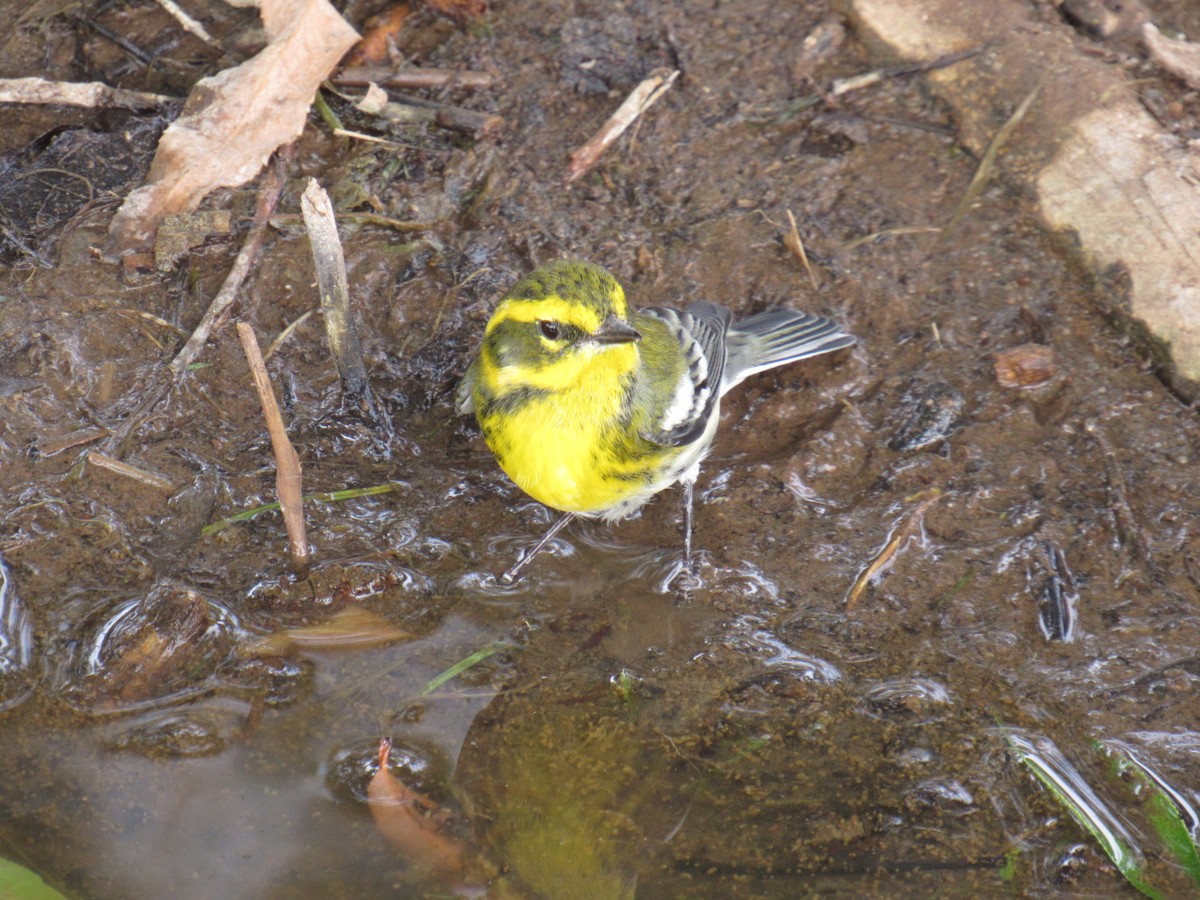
457;260;855;581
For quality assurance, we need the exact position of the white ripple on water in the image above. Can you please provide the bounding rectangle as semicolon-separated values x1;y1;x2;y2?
0;558;35;710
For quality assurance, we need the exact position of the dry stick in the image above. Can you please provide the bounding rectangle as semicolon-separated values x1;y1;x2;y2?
35;426;108;456
0;76;175;110
334;66;495;90
382;92;504;134
783;209;819;290
151;0;215;45
86;450;176;491
828;45;985;97
299;178;392;433
99;153;288;457
237;322;310;577
566;67;680;183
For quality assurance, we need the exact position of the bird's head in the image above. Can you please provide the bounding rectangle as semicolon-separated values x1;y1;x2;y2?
480;261;642;392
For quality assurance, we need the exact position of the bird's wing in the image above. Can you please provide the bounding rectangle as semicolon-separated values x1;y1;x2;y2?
639;302;730;447
455;357;479;415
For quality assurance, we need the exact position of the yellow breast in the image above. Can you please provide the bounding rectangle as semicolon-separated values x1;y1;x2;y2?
478;342;670;516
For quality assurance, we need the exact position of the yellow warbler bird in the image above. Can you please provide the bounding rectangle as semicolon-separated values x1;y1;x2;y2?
457;260;854;582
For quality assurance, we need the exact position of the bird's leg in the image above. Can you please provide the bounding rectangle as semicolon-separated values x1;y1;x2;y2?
499;512;574;584
682;477;695;573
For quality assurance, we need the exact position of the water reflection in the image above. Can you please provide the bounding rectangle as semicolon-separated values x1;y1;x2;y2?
0;557;35;711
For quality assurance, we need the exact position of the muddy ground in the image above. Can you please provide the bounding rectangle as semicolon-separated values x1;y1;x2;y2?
2;0;1200;897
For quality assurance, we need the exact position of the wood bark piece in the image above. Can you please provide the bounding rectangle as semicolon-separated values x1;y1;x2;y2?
846;0;1200;397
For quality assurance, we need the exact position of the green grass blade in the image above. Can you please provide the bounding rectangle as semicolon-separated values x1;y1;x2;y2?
201;482;403;535
0;856;68;900
1006;731;1163;899
1101;740;1200;888
421;643;504;696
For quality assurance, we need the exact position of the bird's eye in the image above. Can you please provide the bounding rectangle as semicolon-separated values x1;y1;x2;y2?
538;320;561;340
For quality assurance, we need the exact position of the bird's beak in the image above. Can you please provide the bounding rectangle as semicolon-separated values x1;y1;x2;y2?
592;315;641;345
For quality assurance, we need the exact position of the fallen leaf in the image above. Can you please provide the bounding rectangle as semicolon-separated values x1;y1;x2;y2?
342;3;411;68
105;0;358;255
368;738;465;881
250;606;411;654
1143;22;1200;90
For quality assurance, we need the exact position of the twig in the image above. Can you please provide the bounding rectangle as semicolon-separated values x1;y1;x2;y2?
842;226;942;250
35;426;108;457
829;45;985;97
379;92;504;134
566;67;680;183
74;15;155;66
114;308;189;338
783;209;818;290
299;178;392;433
269;210;430;231
950;84;1040;227
846;490;943;611
0;77;175;110
86;451;176;491
332;128;426;151
152;0;216;45
264;308;316;360
334;66;495;90
1085;419;1152;563
99;152;289;457
237;322;310;577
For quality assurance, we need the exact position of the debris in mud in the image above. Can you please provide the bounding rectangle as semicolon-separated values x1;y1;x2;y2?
66;582;234;708
247;606;413;654
103;708;242;758
1037;541;1078;642
994;343;1057;388
342;3;413;68
886;382;964;452
1059;0;1148;42
0;120;165;266
422;0;486;23
153;209;232;271
559;15;660;95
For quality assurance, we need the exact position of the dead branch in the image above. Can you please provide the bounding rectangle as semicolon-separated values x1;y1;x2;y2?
299;179;389;433
0;77;175;110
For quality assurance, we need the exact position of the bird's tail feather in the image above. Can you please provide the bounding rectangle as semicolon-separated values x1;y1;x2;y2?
724;310;854;390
